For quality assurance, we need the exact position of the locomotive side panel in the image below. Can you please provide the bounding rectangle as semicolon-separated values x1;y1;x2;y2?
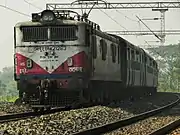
91;34;121;82
119;40;127;86
126;44;142;87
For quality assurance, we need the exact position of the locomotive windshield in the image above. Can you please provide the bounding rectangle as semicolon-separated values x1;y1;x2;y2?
21;25;78;42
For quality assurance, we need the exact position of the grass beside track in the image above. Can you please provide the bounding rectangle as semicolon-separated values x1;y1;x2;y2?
0;96;18;102
158;89;180;93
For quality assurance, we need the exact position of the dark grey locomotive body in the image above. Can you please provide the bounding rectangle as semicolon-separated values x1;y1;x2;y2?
84;30;158;103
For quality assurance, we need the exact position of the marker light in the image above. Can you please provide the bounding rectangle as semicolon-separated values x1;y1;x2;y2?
32;13;40;22
67;57;73;66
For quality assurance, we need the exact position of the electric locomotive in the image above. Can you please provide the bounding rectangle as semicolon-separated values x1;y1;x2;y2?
14;10;93;109
14;9;158;111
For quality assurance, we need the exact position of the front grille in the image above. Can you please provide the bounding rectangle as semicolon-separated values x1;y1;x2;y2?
21;26;48;42
21;25;77;42
50;26;77;41
29;91;80;106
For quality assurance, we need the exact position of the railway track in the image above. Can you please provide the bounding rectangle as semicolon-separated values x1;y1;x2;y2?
148;118;180;135
0;107;67;123
72;94;180;135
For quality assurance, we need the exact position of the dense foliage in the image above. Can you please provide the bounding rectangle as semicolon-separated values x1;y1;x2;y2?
0;67;18;101
147;43;180;92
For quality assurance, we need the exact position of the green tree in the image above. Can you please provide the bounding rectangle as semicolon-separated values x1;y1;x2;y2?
0;66;17;97
147;43;180;92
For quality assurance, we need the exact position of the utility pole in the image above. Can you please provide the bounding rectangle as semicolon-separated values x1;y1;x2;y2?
152;8;168;46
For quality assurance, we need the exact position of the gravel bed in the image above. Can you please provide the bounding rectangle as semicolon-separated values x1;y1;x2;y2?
105;99;180;135
0;92;178;135
110;93;177;115
0;102;32;114
168;126;180;135
0;106;133;135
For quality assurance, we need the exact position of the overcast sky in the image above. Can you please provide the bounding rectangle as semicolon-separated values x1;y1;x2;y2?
0;0;179;70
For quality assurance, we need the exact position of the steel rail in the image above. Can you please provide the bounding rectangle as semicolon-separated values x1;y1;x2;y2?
148;118;180;135
0;107;66;123
72;94;180;135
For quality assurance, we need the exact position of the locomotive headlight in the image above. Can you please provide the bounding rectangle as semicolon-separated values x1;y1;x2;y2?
41;10;55;22
42;14;54;21
67;57;73;66
59;82;63;87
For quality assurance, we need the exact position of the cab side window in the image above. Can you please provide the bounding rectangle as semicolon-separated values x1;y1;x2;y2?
100;39;107;61
127;48;131;60
118;45;120;64
111;44;116;63
136;51;140;62
131;50;135;61
92;35;97;59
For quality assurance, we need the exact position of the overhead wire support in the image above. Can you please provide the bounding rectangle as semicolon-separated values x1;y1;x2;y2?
103;0;139;22
46;1;180;10
136;15;162;41
105;30;180;35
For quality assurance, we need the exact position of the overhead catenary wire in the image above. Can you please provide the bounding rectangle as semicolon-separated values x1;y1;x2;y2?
97;3;163;63
143;40;174;67
88;1;168;58
135;15;169;60
104;0;139;23
136;15;162;41
23;0;43;10
98;8;128;31
97;2;161;57
0;0;169;60
0;4;30;17
138;22;168;62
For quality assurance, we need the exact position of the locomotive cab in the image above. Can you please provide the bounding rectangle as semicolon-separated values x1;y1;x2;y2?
14;10;93;109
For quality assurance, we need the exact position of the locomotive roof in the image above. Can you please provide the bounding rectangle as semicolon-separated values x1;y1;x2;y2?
15;19;86;27
14;17;156;63
108;34;141;50
108;33;156;62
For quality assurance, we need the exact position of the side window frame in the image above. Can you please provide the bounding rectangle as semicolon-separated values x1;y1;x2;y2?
14;27;16;48
136;50;140;62
111;43;116;63
100;39;107;61
131;49;135;61
92;35;97;59
145;56;147;65
85;26;90;46
118;45;120;64
128;48;131;61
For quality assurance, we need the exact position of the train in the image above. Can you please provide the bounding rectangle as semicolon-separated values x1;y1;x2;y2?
14;9;158;111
